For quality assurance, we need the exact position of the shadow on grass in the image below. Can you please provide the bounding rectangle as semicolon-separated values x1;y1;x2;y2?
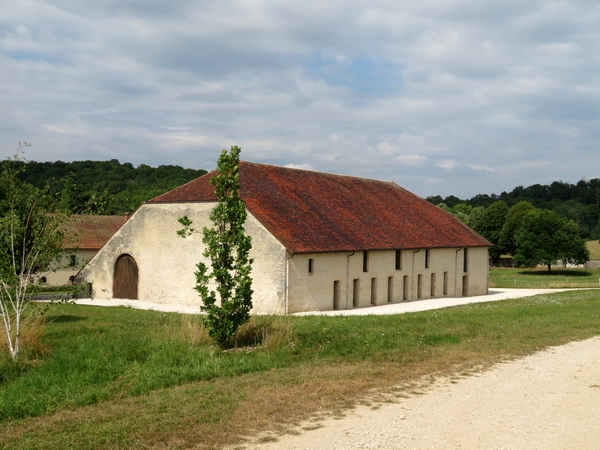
48;315;88;324
517;270;592;277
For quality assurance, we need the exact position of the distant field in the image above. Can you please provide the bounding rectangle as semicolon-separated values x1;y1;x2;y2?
587;240;600;260
490;267;600;288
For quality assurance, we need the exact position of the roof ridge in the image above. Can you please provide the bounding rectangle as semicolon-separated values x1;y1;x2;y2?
240;160;396;185
144;159;489;252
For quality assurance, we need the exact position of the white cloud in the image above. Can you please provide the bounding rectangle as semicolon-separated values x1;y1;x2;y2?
159;132;212;148
424;178;444;185
42;123;87;135
1;0;599;199
436;159;458;170
285;163;313;170
396;154;427;165
376;142;395;154
467;163;495;172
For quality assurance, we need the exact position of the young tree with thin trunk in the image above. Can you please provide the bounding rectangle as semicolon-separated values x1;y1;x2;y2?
178;146;253;348
0;144;68;359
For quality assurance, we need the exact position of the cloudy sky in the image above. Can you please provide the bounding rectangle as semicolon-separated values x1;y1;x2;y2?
1;0;599;198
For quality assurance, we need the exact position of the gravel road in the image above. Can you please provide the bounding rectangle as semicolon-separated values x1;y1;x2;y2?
247;337;600;449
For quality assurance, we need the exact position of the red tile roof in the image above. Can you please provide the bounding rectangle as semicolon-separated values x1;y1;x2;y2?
149;162;490;253
64;215;128;250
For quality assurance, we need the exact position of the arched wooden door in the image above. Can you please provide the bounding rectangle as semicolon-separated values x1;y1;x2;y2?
113;254;138;299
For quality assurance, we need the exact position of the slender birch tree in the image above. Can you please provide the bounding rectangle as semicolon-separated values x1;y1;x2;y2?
0;144;67;359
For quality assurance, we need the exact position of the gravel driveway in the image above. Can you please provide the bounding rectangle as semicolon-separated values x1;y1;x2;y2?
247;336;600;449
76;288;574;315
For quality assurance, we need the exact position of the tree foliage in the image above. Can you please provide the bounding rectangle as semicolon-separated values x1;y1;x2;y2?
470;201;509;263
426;177;600;239
178;146;253;348
0;145;70;359
514;210;590;271
498;201;536;256
0;159;207;215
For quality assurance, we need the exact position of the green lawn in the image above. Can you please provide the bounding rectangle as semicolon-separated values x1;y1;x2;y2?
587;240;600;260
1;291;600;449
489;267;600;288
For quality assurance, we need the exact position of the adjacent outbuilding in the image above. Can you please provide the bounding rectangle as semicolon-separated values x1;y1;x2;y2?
41;215;129;286
77;162;490;313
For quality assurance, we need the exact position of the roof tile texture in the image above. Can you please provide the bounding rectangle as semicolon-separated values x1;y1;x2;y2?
64;215;128;250
150;162;489;253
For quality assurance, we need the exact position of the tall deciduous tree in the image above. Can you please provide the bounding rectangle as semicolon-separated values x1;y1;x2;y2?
178;146;253;348
0;145;68;359
514;209;590;271
470;201;509;264
498;201;536;257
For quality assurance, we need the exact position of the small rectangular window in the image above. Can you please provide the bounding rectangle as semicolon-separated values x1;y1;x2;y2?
395;250;402;270
417;274;423;299
387;276;393;303
463;248;468;273
353;279;360;308
308;258;314;274
363;251;369;273
69;254;77;267
403;275;409;301
430;273;436;297
425;249;429;269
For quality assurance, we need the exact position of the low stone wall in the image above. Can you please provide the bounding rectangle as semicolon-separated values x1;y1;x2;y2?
584;260;600;269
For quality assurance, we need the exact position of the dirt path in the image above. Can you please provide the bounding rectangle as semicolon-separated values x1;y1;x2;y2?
244;337;600;449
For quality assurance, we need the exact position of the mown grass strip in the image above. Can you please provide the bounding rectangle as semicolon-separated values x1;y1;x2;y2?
489;267;600;288
587;240;600;260
1;290;599;449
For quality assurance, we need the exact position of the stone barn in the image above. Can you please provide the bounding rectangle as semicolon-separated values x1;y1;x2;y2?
77;162;490;313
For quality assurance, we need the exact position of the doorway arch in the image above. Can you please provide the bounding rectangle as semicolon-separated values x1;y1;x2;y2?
113;254;139;299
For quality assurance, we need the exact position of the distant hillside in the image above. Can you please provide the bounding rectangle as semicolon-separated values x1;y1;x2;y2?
5;159;207;215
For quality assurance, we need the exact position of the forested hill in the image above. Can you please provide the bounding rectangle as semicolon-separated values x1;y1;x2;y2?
427;178;600;240
8;159;207;215
427;179;600;209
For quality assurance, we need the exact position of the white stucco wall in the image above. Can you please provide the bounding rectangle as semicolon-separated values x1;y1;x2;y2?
39;249;97;286
77;202;488;314
287;247;489;313
77;203;287;314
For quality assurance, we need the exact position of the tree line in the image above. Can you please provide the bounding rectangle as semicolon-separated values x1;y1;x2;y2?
434;200;590;269
0;159;207;215
427;179;600;240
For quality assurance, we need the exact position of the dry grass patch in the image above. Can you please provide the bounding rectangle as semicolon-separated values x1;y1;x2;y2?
0;311;49;359
0;355;500;450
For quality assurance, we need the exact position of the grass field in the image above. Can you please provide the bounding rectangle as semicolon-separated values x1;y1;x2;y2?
489;267;600;288
1;290;600;449
587;239;600;260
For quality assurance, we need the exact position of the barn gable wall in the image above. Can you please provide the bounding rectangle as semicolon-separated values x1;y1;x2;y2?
78;203;287;314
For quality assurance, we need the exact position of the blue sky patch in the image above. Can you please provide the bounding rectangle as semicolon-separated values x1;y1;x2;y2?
9;51;52;62
307;54;403;96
